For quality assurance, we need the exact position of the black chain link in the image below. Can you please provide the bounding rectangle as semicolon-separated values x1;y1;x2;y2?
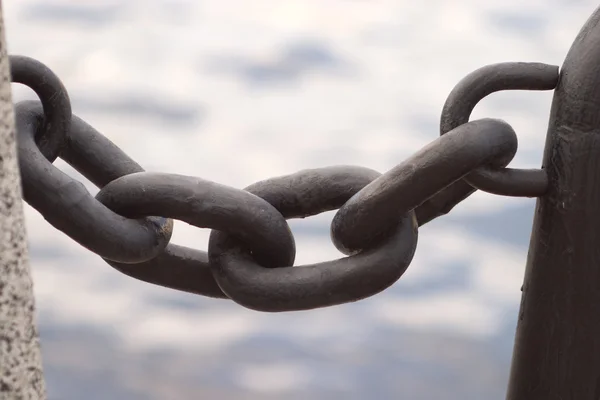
331;118;518;255
9;55;560;312
440;62;558;197
209;166;418;311
15;99;174;264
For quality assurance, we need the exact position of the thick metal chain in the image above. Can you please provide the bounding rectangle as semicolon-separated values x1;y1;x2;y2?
9;55;559;312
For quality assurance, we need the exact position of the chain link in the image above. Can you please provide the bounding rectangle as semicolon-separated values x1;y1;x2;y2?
10;55;70;163
15;100;174;264
440;62;558;197
9;54;560;312
330;118;518;255
209;166;418;312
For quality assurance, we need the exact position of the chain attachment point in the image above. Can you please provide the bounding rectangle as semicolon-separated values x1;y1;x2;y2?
9;55;71;163
440;62;559;197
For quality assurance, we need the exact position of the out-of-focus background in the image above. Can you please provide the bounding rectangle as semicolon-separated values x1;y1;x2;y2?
2;0;596;399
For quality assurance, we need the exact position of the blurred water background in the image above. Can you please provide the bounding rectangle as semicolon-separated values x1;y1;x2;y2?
3;1;597;399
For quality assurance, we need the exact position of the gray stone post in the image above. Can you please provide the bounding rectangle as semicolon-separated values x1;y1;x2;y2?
0;1;46;399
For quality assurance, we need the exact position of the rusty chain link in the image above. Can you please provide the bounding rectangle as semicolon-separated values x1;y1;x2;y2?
9;54;559;312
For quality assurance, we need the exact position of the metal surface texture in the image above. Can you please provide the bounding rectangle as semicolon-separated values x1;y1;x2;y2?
8;53;558;312
8;4;600;395
209;166;418;311
9;55;70;163
505;6;600;400
14;98;174;264
331;118;518;254
440;62;558;197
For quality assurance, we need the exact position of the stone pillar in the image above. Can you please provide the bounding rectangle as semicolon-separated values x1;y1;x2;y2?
0;1;46;398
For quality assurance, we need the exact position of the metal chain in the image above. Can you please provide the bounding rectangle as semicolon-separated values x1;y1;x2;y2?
9;54;560;312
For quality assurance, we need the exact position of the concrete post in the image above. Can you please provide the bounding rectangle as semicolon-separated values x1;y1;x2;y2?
0;1;46;398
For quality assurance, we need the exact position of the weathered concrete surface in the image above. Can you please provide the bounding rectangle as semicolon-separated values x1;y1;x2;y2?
0;2;46;399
